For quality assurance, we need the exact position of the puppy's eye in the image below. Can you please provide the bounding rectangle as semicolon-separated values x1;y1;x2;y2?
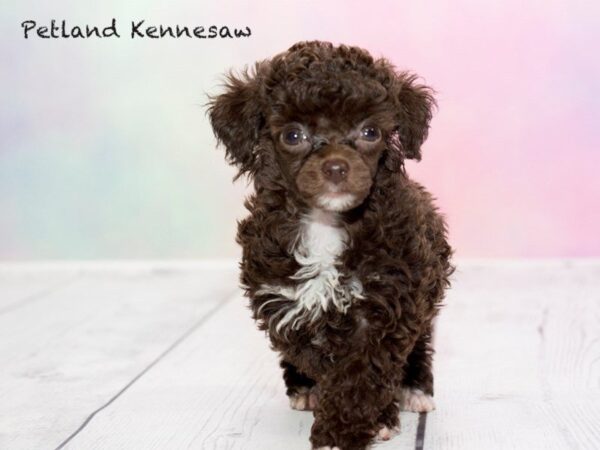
360;126;380;142
282;128;307;146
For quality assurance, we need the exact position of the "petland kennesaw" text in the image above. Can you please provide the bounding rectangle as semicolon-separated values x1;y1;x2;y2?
21;19;252;40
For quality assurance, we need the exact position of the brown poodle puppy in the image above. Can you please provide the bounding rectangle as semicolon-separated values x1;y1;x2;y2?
208;41;453;450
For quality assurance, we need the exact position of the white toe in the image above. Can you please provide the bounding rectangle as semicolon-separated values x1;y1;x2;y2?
289;387;318;411
289;393;307;410
400;387;436;412
376;424;399;441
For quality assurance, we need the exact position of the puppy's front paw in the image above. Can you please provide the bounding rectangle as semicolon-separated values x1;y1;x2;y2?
376;424;399;441
400;387;435;412
314;447;340;450
289;387;318;411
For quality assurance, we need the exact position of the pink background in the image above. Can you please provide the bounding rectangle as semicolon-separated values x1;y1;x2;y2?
1;0;599;258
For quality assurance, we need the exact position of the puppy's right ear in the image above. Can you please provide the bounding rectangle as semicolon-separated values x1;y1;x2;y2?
208;64;266;178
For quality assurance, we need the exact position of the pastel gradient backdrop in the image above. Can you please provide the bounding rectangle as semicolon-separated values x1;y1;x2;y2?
1;0;599;259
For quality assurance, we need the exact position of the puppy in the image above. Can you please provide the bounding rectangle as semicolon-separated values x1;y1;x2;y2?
208;41;453;450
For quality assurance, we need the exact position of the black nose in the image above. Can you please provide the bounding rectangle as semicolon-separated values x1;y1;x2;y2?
321;159;349;184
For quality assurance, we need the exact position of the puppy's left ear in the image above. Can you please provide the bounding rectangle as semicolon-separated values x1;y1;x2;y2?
207;62;267;179
387;73;436;165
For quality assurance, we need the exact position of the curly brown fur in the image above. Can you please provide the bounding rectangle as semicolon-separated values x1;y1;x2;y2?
208;40;453;450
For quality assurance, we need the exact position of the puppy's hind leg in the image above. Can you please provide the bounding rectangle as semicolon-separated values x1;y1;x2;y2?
280;360;318;411
400;329;436;412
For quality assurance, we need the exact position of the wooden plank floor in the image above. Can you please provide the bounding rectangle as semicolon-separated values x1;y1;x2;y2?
0;260;598;450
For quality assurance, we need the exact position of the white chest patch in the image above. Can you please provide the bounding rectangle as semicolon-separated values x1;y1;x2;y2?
257;209;363;331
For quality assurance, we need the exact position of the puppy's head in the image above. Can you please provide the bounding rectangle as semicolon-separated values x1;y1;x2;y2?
208;41;435;212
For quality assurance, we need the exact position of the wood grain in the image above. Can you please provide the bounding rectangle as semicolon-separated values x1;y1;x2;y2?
426;260;600;450
0;263;237;450
1;260;599;449
0;267;80;313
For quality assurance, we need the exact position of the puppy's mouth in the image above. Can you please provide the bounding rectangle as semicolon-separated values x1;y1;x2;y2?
316;191;358;212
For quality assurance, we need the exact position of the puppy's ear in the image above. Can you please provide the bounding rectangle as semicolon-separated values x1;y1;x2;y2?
208;63;266;178
388;73;436;165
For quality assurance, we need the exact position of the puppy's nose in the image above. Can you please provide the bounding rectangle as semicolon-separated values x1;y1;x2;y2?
321;159;349;184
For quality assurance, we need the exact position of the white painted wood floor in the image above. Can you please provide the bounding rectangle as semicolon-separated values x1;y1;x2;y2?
1;260;599;450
